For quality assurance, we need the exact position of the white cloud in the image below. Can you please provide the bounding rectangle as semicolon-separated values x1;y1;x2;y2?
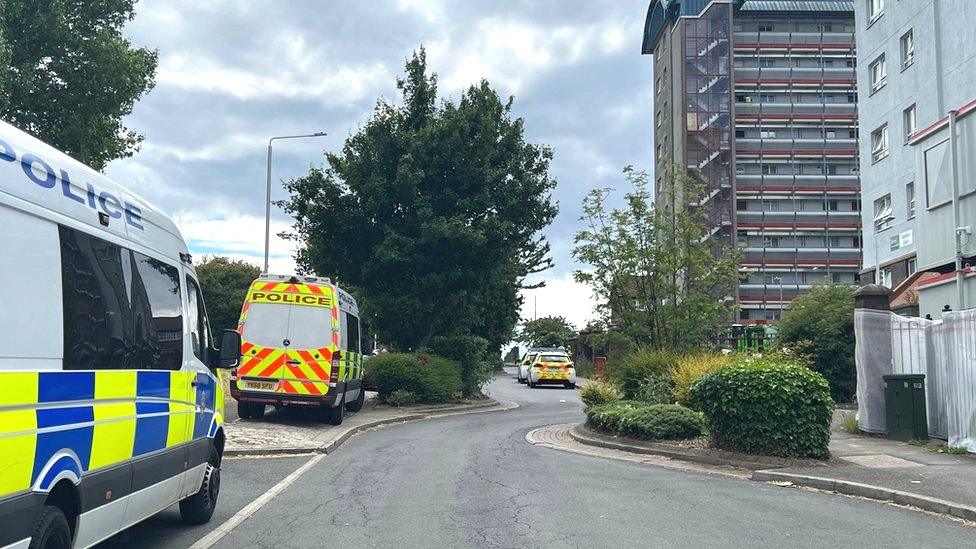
519;272;598;331
427;17;639;94
157;54;392;104
172;211;298;275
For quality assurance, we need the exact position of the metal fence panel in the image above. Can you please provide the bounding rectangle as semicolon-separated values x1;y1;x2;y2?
854;309;891;434
943;310;976;451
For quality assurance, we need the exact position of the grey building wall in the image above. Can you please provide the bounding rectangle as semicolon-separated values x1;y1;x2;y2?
856;0;976;286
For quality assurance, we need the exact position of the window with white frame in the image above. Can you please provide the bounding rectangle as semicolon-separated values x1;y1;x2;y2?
871;124;889;162
869;55;887;92
901;29;914;69
907;258;917;276
907;182;916;218
761;164;778;175
760;130;777;138
873;193;893;232
758;23;774;32
879;266;893;288
904;104;916;142
869;0;885;21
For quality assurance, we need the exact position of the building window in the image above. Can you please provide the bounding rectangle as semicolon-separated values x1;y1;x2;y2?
847;94;856;103
761;164;778;175
759;93;775;103
818;23;833;32
758;23;774;32
763;236;781;248
759;58;775;67
735;129;745;138
760;130;777;139
907;182;916;218
869;0;885;22
901;29;914;69
873;193;893;232
825;165;838;175
827;200;839;211
879;266;893;288
903;104;917;142
869;55;887;92
829;236;842;247
871;124;889;162
762;199;778;210
908;258;917;276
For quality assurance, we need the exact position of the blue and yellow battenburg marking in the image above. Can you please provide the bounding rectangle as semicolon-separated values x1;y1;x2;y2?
0;369;223;499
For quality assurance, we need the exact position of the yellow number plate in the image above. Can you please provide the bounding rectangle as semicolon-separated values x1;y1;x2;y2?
245;381;276;391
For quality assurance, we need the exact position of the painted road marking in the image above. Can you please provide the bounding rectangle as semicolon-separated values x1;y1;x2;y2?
188;453;326;549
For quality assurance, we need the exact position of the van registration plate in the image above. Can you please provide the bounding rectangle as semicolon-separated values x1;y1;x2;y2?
245;381;276;391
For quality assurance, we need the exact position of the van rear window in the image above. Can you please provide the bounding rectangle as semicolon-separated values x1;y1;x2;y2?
59;226;183;370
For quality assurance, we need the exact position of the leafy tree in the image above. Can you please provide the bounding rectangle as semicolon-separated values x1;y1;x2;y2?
195;256;261;335
573;163;738;350
518;315;575;348
280;49;557;392
0;0;157;169
777;283;856;402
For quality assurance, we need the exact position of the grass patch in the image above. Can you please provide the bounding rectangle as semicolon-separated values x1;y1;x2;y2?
946;446;973;455
840;415;859;434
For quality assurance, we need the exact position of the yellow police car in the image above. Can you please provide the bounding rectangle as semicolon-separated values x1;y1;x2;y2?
0;120;240;548
527;352;577;389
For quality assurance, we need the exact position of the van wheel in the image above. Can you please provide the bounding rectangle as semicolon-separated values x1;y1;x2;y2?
180;447;221;525
29;505;71;549
529;380;537;388
323;397;344;425
345;387;365;412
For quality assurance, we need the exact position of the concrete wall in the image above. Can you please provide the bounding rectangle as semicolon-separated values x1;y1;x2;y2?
856;0;976;276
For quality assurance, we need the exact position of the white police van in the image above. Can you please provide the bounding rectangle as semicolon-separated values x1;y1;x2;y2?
0;120;241;548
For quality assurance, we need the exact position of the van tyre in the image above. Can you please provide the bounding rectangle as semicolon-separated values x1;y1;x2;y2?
345;386;365;413
323;396;344;425
29;505;71;549
238;402;264;420
529;380;537;388
180;447;221;525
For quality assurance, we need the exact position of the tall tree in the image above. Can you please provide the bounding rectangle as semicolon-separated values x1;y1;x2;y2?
281;49;557;368
195;256;261;335
573;164;737;350
0;0;157;169
518;316;576;348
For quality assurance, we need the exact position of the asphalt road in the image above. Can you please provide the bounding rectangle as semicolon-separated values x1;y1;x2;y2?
104;370;973;548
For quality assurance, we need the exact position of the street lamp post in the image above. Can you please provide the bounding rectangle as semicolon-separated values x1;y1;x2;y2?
264;132;328;272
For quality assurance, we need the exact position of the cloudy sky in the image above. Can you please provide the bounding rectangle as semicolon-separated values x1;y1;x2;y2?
106;0;654;331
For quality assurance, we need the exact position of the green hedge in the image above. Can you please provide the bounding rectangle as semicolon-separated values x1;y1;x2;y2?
579;379;620;409
365;352;462;404
688;360;835;459
586;401;704;441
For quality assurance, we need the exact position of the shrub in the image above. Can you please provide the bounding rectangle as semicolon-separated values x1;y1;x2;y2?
429;334;492;396
634;373;675;405
616;404;705;441
587;402;704;441
585;401;644;433
579;379;620;409
386;389;417;407
612;348;678;399
688;359;835;459
366;352;462;404
672;353;730;406
776;284;856;402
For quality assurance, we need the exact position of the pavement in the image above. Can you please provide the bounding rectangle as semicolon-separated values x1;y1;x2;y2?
96;368;973;548
223;393;505;455
753;409;976;521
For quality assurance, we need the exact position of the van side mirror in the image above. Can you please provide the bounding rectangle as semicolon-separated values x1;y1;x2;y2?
217;330;241;369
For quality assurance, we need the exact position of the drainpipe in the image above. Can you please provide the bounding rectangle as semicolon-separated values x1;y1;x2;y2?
949;110;967;310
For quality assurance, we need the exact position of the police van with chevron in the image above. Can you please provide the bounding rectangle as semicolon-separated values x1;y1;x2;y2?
231;274;366;425
0;120;243;548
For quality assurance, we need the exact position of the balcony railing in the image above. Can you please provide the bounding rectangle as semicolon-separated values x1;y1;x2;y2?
732;32;855;49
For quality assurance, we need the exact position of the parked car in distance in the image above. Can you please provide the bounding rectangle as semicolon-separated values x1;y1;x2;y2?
516;351;538;383
527;352;576;389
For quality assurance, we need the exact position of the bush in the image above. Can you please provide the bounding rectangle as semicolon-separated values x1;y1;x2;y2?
776;284;856;402
633;373;675;405
579;379;620;409
587;402;704;441
612;348;678;399
672;353;730;406
429;334;492;397
386;389;417;407
366;352;462;404
688;359;835;459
